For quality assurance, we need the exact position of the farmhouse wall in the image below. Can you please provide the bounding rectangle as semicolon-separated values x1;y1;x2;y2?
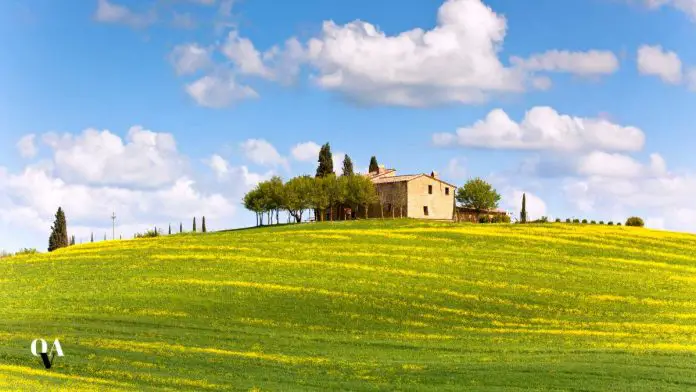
406;176;454;220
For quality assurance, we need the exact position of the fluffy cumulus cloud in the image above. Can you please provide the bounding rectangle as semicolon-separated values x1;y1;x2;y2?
42;126;187;188
577;152;667;178
0;126;276;252
240;139;288;168
637;45;683;84
185;72;258;107
433;106;645;152
510;50;620;76
170;44;212;75
16;134;37;158
304;0;527;106
291;141;321;162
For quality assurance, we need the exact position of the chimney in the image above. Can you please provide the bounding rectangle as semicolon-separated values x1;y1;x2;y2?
431;171;439;179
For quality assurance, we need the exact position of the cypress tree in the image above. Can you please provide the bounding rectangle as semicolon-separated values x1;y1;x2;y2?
315;143;334;177
104;233;107;241
521;193;527;223
369;156;379;173
168;224;172;235
193;217;197;232
342;155;354;176
90;232;94;243
48;207;69;252
180;222;183;233
202;216;207;233
70;235;75;246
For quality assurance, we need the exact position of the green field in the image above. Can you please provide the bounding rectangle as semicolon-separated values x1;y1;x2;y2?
1;220;695;391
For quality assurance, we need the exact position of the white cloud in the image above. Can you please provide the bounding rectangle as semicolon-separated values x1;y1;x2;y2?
170;44;211;75
642;0;696;20
94;0;156;28
291;142;321;162
171;12;196;29
637;45;682;84
510;50;619;76
186;73;258;107
240;139;288;168
16;134;37;158
222;31;272;78
204;154;272;186
41;126;187;188
433;106;645;152
303;0;528;106
503;190;547;221
332;152;346;174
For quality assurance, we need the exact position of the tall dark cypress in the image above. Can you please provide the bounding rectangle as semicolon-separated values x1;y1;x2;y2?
168;224;172;235
180;222;183;233
202;216;207;233
90;232;94;243
48;207;69;252
315;143;334;177
521;193;527;224
342;155;354;176
369;156;379;173
193;217;197;232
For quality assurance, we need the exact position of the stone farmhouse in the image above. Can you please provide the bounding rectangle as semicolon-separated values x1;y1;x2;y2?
365;166;457;220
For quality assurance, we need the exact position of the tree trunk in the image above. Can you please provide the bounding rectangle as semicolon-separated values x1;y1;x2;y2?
365;204;369;219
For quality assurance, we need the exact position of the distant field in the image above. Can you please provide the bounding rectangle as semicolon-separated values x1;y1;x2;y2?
1;220;695;391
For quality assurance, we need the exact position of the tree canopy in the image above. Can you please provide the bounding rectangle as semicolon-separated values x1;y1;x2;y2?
316;143;334;178
342;155;354;176
456;178;501;215
48;207;69;252
369;156;379;173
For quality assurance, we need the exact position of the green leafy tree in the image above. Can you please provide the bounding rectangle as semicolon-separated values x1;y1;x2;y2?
193;217;197;232
202;216;207;233
243;188;264;226
325;174;343;221
316;143;334;178
283;176;314;222
369;156;379;173
48;207;69;252
456;178;501;218
520;193;527;223
625;217;645;227
345;175;377;218
342;155;354;176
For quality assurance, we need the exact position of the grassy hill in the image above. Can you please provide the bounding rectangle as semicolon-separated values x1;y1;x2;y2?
1;220;695;391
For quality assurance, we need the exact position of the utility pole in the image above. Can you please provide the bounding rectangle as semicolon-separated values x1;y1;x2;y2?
111;212;116;240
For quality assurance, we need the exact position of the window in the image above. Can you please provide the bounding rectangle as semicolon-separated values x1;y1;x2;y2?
428;185;433;194
423;206;429;216
445;187;450;195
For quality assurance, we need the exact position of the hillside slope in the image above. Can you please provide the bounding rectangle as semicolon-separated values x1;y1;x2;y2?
1;220;695;391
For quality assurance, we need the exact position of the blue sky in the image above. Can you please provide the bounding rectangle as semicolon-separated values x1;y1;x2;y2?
2;0;696;251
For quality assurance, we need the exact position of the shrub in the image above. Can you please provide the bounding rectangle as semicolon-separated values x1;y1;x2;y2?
599;221;605;225
608;221;614;226
591;220;596;224
565;218;571;223
573;219;580;224
135;229;160;238
15;248;38;255
555;218;561;223
617;222;622;226
478;215;492;224
582;219;588;224
0;250;12;259
625;217;645;227
491;215;511;223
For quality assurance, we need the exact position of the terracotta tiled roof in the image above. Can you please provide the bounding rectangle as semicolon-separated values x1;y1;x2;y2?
371;174;422;184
